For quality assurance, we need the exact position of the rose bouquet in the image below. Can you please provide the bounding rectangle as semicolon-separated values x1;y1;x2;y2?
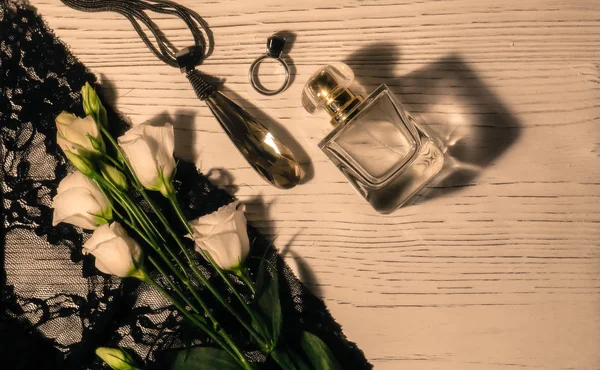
52;83;341;370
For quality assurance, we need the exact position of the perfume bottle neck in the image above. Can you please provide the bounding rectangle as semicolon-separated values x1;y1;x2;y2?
325;87;363;125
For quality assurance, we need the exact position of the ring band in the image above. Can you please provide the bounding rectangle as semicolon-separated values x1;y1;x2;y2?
249;55;290;96
249;34;291;96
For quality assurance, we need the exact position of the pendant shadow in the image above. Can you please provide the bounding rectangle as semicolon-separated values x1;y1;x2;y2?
343;44;521;204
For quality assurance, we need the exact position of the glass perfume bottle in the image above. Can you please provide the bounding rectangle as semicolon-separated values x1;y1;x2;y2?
302;63;444;213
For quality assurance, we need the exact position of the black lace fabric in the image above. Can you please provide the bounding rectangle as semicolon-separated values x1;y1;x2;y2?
0;1;371;369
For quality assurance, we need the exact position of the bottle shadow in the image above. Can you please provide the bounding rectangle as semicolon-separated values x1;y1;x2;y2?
343;43;521;204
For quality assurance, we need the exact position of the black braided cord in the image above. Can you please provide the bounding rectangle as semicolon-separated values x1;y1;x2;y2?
60;0;212;68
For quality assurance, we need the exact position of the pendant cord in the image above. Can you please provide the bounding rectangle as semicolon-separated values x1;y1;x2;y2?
60;0;213;68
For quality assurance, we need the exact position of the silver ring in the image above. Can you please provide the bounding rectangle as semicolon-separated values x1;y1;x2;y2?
249;35;290;96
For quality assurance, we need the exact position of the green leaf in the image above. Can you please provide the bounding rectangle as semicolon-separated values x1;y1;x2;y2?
252;257;281;346
271;349;298;370
300;331;343;370
169;347;242;370
289;349;312;370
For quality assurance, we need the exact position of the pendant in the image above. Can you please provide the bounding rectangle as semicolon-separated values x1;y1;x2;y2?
176;47;302;189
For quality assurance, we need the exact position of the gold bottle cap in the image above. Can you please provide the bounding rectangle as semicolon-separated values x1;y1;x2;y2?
302;63;362;125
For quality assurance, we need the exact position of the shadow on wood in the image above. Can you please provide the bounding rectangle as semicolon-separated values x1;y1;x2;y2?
344;44;522;205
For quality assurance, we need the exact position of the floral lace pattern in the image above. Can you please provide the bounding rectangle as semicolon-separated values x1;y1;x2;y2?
0;2;370;369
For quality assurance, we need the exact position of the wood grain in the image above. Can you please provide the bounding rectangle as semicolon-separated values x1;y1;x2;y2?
33;0;600;369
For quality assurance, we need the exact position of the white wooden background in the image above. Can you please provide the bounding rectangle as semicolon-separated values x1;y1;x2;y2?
35;1;600;369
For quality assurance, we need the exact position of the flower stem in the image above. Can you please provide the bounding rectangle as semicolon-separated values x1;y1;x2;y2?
95;175;203;315
130;177;267;346
168;193;251;303
98;124;267;355
162;191;268;347
93;138;252;365
236;268;256;296
147;254;251;369
103;153;124;170
93;178;126;222
147;255;201;315
143;276;252;370
95;180;200;317
129;214;248;368
167;193;259;336
106;183;190;283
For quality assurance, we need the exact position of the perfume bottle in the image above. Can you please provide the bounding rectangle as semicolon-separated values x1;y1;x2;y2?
302;63;444;213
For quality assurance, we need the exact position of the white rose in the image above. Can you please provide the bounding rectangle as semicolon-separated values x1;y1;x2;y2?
52;171;112;230
189;201;250;271
117;123;175;195
83;222;144;279
56;112;104;156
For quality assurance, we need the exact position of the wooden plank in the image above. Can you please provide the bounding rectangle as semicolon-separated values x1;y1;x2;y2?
32;0;600;368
